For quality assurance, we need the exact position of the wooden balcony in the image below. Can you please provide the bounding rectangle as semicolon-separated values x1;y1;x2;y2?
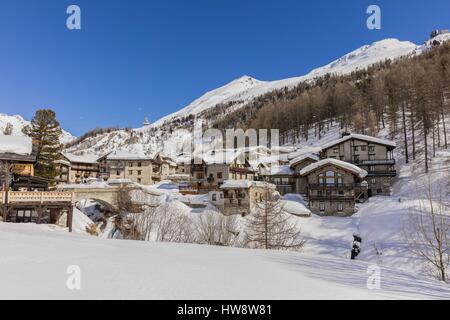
356;159;396;165
230;167;255;174
309;195;355;201
308;184;361;191
2;191;74;204
367;171;397;177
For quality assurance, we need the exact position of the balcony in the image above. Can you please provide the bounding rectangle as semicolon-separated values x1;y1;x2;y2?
2;191;74;204
354;159;396;165
367;170;397;177
230;167;255;174
309;195;355;201
308;184;361;191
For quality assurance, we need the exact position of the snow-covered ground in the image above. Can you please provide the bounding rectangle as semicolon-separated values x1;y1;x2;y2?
1;223;450;300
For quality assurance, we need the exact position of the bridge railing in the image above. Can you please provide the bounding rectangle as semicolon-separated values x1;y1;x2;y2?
4;191;74;204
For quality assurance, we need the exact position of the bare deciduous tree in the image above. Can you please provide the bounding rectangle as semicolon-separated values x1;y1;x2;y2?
195;210;239;246
406;176;450;282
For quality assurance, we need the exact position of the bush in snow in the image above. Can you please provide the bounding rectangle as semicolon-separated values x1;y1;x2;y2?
195;210;240;246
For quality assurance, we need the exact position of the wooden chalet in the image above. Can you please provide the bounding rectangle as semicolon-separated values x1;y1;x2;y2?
0;136;74;231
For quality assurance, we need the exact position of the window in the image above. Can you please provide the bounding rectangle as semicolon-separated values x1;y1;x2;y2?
137;178;141;183
369;146;375;153
371;178;376;184
317;190;323;196
353;146;359;152
340;156;344;161
361;146;367;152
369;166;375;172
116;171;120;176
377;189;383;194
137;170;142;175
337;203;343;212
128;170;133;175
129;162;134;167
326;171;335;185
333;148;339;154
217;172;223;179
338;190;344;196
137;162;142;167
353;155;360;163
319;202;325;212
369;154;375;161
212;194;217;201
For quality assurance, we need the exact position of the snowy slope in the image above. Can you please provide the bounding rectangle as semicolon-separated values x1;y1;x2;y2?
0;113;75;144
1;223;450;300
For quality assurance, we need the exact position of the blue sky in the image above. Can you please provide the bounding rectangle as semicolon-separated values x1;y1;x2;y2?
0;0;449;136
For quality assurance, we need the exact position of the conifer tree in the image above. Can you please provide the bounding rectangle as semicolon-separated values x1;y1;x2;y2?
22;109;62;184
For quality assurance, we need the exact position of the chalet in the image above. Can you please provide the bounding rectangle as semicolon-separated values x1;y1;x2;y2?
258;165;295;195
0;136;73;230
210;180;276;216
300;159;368;216
101;150;155;185
152;153;177;181
57;152;100;184
257;153;319;196
203;149;255;192
289;154;320;194
320;134;396;196
176;150;256;193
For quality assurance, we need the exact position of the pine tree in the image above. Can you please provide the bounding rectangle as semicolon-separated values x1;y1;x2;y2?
22;109;62;184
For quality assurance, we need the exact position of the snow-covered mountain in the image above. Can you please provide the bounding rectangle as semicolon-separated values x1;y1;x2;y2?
152;76;264;127
0;113;75;144
152;38;419;127
62;35;449;156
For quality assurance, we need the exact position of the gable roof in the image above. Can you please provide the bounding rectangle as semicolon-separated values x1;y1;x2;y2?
300;158;368;179
321;134;396;150
289;154;320;168
106;150;152;161
62;152;100;164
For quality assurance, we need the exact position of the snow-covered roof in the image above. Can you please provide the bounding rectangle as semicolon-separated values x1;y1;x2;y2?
62;152;99;164
252;181;277;189
266;165;295;176
281;200;311;217
220;180;253;189
321;134;396;150
106;150;152;161
0;135;32;155
289;154;320;167
220;180;276;189
300;159;368;179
